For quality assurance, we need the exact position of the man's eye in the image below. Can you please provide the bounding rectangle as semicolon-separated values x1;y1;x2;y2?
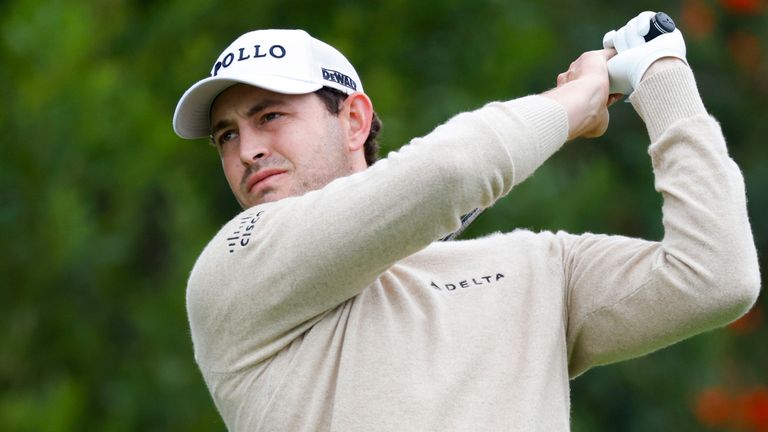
261;112;282;124
216;130;237;146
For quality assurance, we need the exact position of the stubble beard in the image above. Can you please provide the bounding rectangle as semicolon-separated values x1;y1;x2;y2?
289;122;353;199
238;120;353;209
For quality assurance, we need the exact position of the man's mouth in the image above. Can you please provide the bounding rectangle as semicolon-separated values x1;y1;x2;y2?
245;169;287;193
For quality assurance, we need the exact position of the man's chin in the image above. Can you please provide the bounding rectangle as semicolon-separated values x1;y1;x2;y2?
239;191;285;209
238;182;316;208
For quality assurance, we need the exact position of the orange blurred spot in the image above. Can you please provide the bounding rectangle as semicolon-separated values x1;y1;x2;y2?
696;387;735;427
683;0;717;39
729;303;763;333
739;387;768;429
721;0;765;14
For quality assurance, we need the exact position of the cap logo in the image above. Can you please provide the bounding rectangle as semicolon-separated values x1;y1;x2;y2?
212;44;287;77
321;68;357;91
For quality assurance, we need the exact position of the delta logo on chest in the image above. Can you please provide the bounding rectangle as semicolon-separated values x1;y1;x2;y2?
430;273;506;292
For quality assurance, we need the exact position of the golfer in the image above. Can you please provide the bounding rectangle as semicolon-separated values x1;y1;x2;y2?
172;11;760;431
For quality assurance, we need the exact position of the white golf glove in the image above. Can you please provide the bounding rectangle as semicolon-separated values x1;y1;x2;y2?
603;11;687;94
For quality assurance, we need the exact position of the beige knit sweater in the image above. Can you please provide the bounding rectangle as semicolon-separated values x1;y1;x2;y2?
186;67;760;431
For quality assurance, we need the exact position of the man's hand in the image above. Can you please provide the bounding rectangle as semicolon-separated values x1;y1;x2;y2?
543;49;622;141
603;11;687;94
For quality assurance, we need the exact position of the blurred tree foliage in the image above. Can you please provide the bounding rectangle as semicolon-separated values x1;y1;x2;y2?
1;0;765;430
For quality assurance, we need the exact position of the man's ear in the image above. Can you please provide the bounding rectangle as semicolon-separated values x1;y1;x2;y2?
340;92;373;152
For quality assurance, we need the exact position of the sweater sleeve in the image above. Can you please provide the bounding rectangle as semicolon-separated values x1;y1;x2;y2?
564;66;761;377
187;95;568;372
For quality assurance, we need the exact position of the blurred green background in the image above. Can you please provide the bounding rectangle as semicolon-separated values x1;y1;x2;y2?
1;0;766;430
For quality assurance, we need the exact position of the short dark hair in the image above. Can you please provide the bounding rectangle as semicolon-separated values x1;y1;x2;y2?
314;87;381;166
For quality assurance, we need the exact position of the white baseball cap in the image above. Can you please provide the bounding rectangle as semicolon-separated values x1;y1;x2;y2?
173;29;363;139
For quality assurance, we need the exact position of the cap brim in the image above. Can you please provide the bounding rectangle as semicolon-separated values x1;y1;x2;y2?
173;75;323;139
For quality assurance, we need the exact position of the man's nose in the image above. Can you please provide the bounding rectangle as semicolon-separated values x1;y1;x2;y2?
239;128;271;165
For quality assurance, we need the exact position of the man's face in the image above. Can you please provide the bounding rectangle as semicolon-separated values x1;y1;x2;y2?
210;84;355;208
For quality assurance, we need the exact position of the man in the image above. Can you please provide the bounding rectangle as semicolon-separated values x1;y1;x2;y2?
173;12;760;431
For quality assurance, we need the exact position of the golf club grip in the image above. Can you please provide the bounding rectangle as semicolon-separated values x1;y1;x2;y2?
645;12;675;41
